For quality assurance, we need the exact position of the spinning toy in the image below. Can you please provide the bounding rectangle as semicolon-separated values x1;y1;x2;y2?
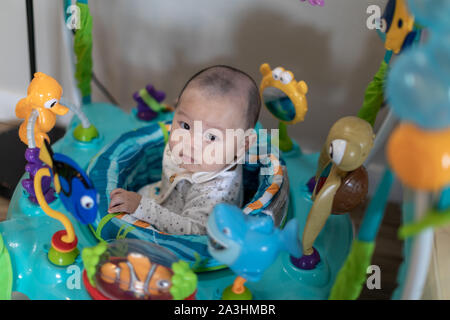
82;239;197;300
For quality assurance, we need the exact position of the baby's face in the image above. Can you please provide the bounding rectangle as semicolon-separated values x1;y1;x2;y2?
169;87;250;172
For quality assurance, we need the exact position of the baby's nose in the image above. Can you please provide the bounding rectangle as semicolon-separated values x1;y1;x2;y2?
191;132;203;149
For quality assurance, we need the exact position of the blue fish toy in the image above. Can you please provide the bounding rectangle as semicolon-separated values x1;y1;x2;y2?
39;140;99;224
207;203;302;282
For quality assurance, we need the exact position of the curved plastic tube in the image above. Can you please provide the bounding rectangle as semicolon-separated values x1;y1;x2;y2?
364;109;398;165
34;167;76;243
61;98;91;129
26;109;39;148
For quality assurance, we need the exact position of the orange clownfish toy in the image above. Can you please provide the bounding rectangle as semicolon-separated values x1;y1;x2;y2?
15;72;68;148
99;252;173;299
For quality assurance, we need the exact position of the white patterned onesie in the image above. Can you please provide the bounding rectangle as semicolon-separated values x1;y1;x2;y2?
130;144;244;235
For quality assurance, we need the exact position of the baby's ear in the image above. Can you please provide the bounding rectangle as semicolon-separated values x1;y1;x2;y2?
297;81;308;95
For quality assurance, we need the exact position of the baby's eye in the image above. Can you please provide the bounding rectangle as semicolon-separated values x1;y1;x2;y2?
179;121;190;130
205;132;217;142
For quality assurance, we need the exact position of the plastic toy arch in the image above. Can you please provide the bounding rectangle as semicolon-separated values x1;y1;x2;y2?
259;63;309;125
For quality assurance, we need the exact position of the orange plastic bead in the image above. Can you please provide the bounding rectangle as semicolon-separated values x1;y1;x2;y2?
387;123;450;191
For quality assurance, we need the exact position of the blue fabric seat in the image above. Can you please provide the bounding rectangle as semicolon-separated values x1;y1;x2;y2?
87;121;289;271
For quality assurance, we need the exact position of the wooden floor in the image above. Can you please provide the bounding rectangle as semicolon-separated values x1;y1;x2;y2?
0;197;9;221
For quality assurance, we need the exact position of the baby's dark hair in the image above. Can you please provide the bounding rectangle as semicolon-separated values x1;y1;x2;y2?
177;65;261;129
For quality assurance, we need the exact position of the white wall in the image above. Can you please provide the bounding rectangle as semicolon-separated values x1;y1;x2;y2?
0;0;78;120
0;0;401;200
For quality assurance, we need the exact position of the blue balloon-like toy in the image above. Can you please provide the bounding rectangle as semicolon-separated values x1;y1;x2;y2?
386;0;450;129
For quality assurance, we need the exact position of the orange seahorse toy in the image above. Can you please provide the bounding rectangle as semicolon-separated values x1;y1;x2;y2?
15;72;69;148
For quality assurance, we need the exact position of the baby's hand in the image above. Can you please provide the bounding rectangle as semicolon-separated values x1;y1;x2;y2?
108;188;142;214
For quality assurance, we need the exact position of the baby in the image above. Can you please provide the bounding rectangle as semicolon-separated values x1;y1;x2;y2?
108;65;261;235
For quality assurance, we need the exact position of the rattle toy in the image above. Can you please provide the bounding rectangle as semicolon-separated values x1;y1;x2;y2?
82;239;197;300
293;116;374;270
34;140;98;266
259;63;308;152
207;203;302;300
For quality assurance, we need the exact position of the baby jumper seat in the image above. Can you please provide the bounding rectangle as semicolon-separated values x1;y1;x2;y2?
87;121;290;271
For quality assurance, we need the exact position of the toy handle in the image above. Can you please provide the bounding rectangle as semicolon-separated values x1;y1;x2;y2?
34;167;76;243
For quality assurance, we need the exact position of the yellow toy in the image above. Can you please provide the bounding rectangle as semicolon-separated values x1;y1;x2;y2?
15;72;68;148
34;166;78;264
259;63;309;152
382;0;415;54
260;63;308;124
